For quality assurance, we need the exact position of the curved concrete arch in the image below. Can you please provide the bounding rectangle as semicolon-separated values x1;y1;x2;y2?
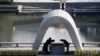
33;9;83;50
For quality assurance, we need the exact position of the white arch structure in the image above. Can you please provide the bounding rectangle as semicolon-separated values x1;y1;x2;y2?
33;9;83;50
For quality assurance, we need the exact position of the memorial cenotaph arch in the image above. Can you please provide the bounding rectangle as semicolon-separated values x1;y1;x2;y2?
33;9;83;50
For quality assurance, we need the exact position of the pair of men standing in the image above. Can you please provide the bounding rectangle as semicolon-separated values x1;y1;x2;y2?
42;37;70;53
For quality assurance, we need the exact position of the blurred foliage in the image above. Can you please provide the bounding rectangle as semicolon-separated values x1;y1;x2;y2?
0;0;12;4
0;50;38;56
74;50;100;56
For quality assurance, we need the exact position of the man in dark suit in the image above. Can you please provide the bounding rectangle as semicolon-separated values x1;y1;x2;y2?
42;37;55;53
60;39;70;53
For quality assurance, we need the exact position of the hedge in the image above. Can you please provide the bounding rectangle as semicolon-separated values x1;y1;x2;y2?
0;0;12;4
0;50;38;56
74;50;100;56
